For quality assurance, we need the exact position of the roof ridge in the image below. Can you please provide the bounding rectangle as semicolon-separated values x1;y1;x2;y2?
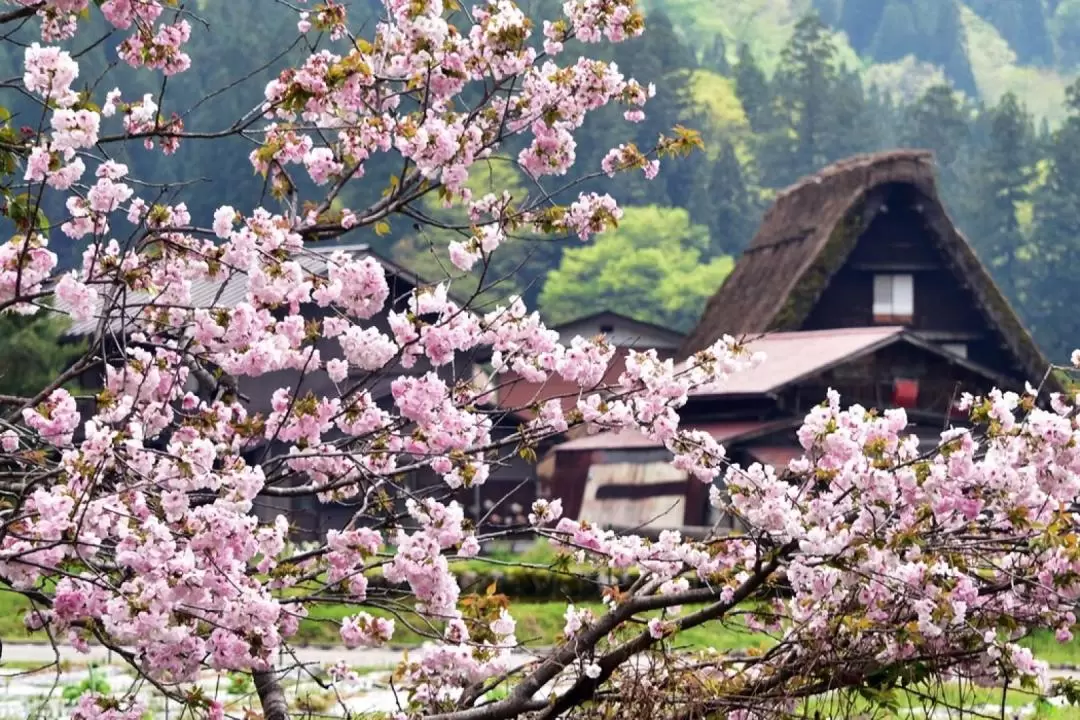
771;149;934;205
754;326;905;339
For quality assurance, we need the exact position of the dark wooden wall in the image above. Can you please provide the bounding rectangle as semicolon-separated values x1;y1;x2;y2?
775;341;1017;418
798;184;1024;382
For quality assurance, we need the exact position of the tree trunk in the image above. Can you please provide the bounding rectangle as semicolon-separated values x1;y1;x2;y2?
255;669;290;720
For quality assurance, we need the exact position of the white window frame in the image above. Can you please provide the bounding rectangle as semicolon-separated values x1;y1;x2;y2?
872;274;914;320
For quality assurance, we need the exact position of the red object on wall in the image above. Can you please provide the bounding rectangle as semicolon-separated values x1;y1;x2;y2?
892;378;919;408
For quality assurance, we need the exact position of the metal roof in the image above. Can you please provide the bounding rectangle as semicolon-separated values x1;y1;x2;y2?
550;310;686;349
58;242;430;338
692;326;907;396
746;446;805;470
554;420;776;452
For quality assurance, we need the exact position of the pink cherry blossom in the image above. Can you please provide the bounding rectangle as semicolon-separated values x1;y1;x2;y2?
11;1;1080;718
340;613;395;648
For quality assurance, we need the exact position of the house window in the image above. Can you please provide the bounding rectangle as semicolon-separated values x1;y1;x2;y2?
942;342;967;359
599;324;614;334
872;274;914;323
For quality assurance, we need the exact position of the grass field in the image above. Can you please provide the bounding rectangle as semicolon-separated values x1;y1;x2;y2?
7;586;1080;718
301;598;770;649
801;682;1080;719
3;586;1080;671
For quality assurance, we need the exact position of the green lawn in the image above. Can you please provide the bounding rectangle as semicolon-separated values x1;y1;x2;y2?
300;599;768;649
1;584;1080;670
7;588;1080;718
802;681;1080;719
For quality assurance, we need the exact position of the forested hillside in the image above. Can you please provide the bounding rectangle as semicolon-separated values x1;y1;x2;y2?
6;0;1080;390
646;0;1080;121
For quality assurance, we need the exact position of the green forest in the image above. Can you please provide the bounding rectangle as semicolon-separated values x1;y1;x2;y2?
8;0;1080;392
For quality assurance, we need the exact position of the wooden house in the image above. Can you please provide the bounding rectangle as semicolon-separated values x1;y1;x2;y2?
483;310;685;505
60;243;547;540
493;310;685;415
550;150;1061;534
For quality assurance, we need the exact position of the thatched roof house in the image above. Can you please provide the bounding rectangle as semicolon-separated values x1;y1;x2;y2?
546;150;1065;534
679;150;1057;394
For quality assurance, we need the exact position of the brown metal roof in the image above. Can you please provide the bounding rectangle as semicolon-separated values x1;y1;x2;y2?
554;420;775;452
695;326;905;396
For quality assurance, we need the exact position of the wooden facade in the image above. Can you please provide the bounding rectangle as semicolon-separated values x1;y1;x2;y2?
799;182;1022;378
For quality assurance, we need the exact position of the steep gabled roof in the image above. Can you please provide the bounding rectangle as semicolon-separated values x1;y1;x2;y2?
678;150;1057;392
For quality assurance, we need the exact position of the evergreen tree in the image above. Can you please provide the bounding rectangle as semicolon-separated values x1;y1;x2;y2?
1038;117;1055;156
966;0;1054;66
865;84;900;149
824;66;881;161
771;13;840;184
665;118;714;228
838;0;888;54
867;1;921;63
968;93;1036;302
701;35;730;74
831;0;979;96
705;140;758;256
1028;79;1080;361
733;44;775;135
900;85;971;181
915;0;979;95
612;10;695;79
899;84;977;226
604;10;698;205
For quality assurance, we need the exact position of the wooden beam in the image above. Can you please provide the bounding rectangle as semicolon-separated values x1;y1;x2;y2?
913;330;981;342
849;261;940;272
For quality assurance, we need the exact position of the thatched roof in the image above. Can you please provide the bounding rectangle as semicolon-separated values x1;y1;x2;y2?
679;150;1057;392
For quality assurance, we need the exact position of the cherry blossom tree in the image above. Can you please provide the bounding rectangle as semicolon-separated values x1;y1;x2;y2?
5;2;1080;720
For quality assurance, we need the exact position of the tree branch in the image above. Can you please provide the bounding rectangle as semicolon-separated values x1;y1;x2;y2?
0;4;39;25
255;669;291;720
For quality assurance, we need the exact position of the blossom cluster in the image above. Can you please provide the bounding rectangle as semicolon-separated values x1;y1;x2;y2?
22;0;191;71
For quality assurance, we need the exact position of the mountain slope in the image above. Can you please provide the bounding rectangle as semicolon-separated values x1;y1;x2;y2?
647;0;1077;121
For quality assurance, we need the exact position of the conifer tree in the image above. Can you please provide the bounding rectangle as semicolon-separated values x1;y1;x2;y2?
771;13;840;184
702;34;730;74
968;93;1036;302
705;140;759;256
733;44;775;135
1029;79;1080;360
824;66;882;161
900;84;971;181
